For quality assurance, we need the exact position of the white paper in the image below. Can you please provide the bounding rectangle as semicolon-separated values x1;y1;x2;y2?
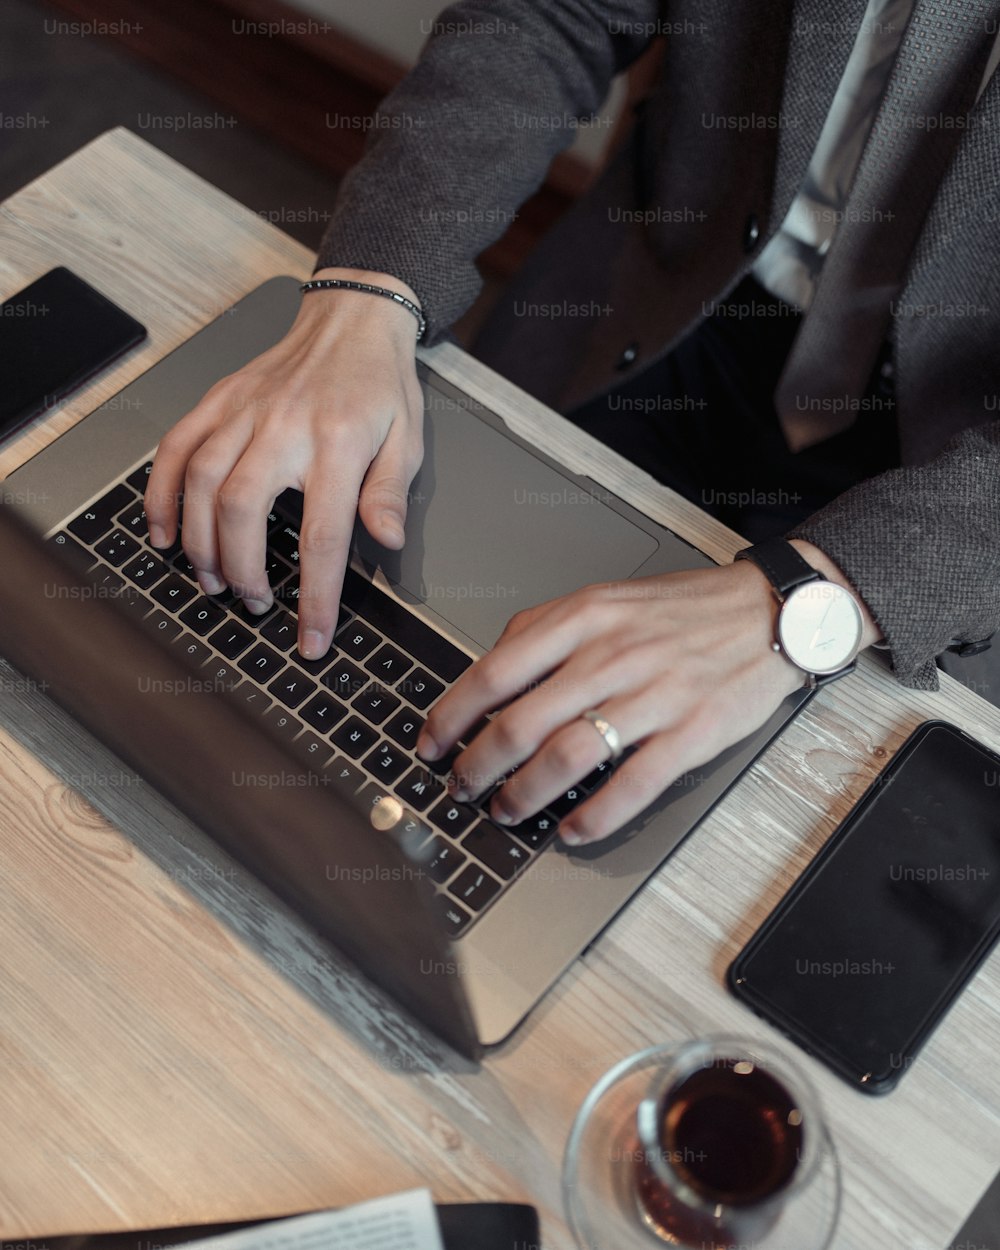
177;1189;445;1250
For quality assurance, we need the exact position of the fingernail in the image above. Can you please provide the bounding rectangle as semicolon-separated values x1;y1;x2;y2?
300;629;326;660
243;597;272;616
448;780;470;803
148;523;168;548
561;826;584;846
416;730;440;761
381;513;405;545
491;801;515;826
199;572;226;595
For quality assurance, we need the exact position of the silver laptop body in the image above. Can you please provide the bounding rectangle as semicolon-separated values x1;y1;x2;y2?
1;277;808;1051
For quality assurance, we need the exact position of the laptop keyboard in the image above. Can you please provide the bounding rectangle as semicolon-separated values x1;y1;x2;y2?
46;459;610;939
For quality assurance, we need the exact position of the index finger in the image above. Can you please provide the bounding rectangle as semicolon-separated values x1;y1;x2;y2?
296;443;367;660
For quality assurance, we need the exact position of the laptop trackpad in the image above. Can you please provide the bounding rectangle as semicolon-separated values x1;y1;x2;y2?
355;378;659;651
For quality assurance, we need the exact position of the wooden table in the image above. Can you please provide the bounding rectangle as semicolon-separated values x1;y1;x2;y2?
1;128;998;1249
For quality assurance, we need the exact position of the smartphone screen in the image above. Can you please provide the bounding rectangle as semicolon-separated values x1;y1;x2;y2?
729;720;1000;1093
0;267;146;441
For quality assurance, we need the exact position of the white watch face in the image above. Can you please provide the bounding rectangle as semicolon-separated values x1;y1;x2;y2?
778;581;864;675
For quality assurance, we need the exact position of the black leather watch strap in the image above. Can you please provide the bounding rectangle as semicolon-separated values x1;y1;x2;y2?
734;536;819;599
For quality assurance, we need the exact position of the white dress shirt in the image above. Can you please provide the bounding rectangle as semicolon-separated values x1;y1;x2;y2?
755;0;1000;310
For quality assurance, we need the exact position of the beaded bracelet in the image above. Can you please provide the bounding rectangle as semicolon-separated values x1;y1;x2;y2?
299;277;427;342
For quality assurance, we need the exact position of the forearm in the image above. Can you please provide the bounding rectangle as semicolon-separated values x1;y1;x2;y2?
787;419;1000;689
315;0;660;342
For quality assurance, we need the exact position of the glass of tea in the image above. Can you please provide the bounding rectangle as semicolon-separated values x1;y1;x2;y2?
633;1037;823;1246
563;1034;840;1250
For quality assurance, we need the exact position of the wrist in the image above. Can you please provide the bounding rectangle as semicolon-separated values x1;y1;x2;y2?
788;539;883;650
297;267;423;344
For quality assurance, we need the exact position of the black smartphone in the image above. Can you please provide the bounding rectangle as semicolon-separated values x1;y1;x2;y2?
728;720;1000;1094
0;266;146;441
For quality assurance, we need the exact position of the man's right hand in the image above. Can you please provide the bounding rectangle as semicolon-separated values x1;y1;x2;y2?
144;267;426;660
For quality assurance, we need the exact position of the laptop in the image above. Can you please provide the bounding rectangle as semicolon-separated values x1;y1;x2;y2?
0;276;809;1057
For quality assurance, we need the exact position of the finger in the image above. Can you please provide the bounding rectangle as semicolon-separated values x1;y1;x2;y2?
216;440;294;611
356;416;423;549
417;597;590;760
448;643;640;801
556;710;730;846
145;402;223;549
180;416;255;596
297;438;368;659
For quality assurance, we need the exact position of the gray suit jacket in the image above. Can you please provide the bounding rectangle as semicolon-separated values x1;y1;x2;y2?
317;0;1000;689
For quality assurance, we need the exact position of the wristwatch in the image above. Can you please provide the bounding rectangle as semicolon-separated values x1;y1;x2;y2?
734;537;864;687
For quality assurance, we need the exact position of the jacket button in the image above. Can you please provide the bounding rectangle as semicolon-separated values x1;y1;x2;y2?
743;213;761;253
616;342;640;371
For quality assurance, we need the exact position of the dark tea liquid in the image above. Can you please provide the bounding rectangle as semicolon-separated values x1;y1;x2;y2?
635;1059;804;1247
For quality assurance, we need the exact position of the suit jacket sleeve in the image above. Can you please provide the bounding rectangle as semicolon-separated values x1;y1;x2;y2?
788;418;1000;689
314;0;661;341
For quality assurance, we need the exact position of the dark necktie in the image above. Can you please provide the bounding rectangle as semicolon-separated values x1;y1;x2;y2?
775;0;1000;452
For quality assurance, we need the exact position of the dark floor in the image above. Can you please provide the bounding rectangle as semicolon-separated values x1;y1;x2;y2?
2;1;999;1244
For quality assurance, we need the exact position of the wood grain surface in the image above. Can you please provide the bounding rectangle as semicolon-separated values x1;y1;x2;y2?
0;128;998;1249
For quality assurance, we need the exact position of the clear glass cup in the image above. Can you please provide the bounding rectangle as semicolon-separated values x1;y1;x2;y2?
632;1036;824;1247
563;1034;840;1250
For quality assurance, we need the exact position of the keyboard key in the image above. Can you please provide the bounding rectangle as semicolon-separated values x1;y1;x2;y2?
352;682;400;726
362;740;409;783
180;596;228;636
398;810;432;848
331;716;379;760
322;754;366;796
208;620;254;660
94;528;140;567
581;759;615;791
355;781;397;820
462;821;531;881
67;483;135;544
267;667;317;710
117;500;148;540
364;642;412;685
424;837;466;884
342;567;475;683
116;587;153;620
122;551;168;589
434;896;472;938
337;621;381;661
237;642;286;682
262;705;302;741
229;680;272;716
170;633;212;669
141;610;183;642
448;864;501;912
126;461;154;494
289;731;334;769
86;564;126;599
290;645;335;678
269;522;301;566
151;573;198;612
171;551;199;581
395;667;444;710
384;707;424;751
323;656;368;701
507;809;558;850
261;610;298;651
299;690;347;733
429;796;477;838
264;551;292;585
274;576;302;615
47;531;96;576
393;766;444;812
201;658;241;691
548;784;589;819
